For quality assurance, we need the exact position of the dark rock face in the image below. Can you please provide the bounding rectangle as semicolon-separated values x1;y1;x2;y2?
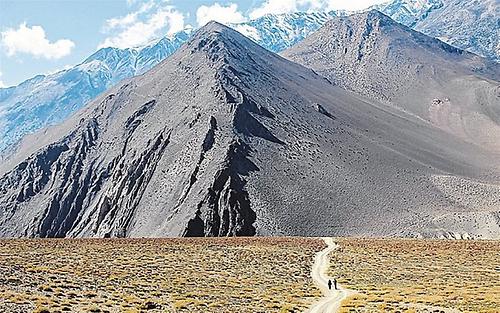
0;22;499;239
185;139;257;237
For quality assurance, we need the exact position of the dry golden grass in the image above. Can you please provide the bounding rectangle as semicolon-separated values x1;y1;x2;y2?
329;238;500;313
0;237;324;313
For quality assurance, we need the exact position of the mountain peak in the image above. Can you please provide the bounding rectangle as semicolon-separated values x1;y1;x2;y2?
1;1;500;240
366;8;388;16
365;9;392;20
200;20;227;31
331;9;400;29
190;21;239;43
175;20;274;69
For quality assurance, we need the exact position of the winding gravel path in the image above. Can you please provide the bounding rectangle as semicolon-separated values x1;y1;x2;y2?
307;237;355;313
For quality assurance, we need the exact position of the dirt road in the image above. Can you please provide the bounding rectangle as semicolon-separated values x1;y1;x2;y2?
307;237;355;313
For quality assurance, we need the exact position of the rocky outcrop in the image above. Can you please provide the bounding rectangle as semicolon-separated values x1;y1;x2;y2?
37;119;100;237
315;103;335;120
0;96;174;237
184;139;257;237
92;128;171;238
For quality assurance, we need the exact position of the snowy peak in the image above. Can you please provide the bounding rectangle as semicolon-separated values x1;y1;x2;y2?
230;10;347;52
0;27;192;155
374;0;444;26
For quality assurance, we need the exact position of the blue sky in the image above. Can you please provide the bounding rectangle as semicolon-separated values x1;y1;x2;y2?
0;0;387;87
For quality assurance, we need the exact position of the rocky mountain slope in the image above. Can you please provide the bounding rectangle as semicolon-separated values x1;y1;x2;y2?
1;22;499;239
1;0;497;156
283;10;500;155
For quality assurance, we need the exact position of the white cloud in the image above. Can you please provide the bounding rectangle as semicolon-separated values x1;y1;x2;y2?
104;1;155;30
99;3;185;49
249;0;389;19
1;23;75;59
196;3;246;26
249;0;302;19
105;12;139;30
323;0;389;11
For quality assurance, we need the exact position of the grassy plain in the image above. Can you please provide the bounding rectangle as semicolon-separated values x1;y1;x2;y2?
0;237;324;313
329;238;500;313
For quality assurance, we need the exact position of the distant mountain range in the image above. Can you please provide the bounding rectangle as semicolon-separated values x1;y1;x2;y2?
0;0;497;155
0;30;192;155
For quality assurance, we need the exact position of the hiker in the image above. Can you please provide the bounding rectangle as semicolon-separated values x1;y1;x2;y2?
328;279;332;290
334;278;337;290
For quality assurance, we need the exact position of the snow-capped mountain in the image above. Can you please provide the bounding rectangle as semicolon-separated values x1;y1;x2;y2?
0;29;191;155
413;0;499;62
230;11;350;52
0;0;497;155
373;0;444;26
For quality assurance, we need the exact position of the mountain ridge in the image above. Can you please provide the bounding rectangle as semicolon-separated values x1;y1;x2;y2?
1;21;499;239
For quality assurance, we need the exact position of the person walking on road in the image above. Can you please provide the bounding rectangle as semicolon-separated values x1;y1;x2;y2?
334;278;337;290
328;279;332;290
